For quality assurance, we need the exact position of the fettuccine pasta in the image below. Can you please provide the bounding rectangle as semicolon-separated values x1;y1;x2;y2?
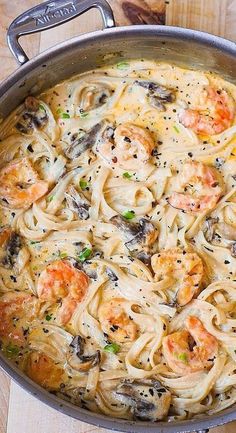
0;60;235;422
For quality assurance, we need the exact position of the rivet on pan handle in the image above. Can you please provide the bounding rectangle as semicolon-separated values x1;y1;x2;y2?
7;0;115;65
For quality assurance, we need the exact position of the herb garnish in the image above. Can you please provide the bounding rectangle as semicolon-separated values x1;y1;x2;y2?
104;343;120;354
123;210;135;220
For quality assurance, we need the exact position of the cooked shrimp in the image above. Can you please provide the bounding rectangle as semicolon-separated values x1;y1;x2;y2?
98;123;155;169
0;158;48;209
37;259;89;326
26;352;64;389
151;248;204;306
98;298;138;343
162;316;218;374
179;86;235;135
0;292;39;345
168;161;223;213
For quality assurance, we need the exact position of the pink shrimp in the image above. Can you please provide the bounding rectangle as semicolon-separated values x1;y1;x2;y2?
98;298;138;343
151;248;204;306
37;259;89;325
0;158;48;209
0;292;40;345
26;352;65;390
179;86;235;135
98;123;155;169
168;161;223;213
162;316;218;375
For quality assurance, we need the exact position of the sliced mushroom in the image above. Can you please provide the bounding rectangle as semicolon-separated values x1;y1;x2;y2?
106;267;118;281
231;243;236;258
203;217;236;258
203;217;219;242
110;215;140;238
134;80;175;111
125;218;158;250
0;230;22;269
65;186;90;220
16;96;48;134
136;251;152;265
0;228;29;272
115;379;171;421
79;84;113;112
110;215;158;251
65;122;104;159
68;335;101;372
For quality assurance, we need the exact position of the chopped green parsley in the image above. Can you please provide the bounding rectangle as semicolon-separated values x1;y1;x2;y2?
116;62;129;70
78;248;92;262
123;210;135;220
123;172;132;179
104;343;120;354
79;180;88;190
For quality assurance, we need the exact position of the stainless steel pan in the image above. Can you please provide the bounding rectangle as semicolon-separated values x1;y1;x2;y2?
0;1;235;432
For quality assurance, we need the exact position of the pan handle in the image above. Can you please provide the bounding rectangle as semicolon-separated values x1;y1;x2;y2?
7;0;115;65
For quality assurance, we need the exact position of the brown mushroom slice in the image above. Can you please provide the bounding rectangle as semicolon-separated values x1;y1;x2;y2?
106;267;119;281
68;335;101;372
16;96;48;134
231;243;236;258
115;379;171;421
79;84;113;112
134;80;175;111
68;351;100;372
148;95;167;111
136;251;152;265
110;215;140;239
125;218;158;250
65;122;104;159
0;229;22;269
110;215;158;251
203;218;236;258
65;186;90;220
203;217;219;242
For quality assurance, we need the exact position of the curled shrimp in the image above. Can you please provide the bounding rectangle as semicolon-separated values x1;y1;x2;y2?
0;158;48;209
168;161;223;213
162;316;218;374
37;259;89;326
98;298;138;343
151;248;204;306
179;86;235;135
98;123;155;169
26;352;64;389
0;292;39;345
